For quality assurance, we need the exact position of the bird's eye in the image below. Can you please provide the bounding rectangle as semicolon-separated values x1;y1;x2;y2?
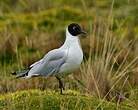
73;26;77;30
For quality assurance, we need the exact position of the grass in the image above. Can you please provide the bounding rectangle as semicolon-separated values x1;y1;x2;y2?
0;89;137;110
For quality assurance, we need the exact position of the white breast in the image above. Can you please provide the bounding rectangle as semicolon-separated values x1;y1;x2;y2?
59;40;83;75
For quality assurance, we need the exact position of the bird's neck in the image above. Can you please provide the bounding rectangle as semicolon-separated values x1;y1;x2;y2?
62;29;81;48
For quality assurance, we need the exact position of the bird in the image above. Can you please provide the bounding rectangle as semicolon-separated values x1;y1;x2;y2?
12;23;87;94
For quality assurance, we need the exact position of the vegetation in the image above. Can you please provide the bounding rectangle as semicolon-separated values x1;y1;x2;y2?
0;89;137;110
0;0;138;109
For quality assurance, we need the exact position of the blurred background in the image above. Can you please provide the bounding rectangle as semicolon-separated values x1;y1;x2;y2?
0;0;138;104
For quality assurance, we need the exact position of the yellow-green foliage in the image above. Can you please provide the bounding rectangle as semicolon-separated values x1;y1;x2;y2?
0;89;136;110
0;6;85;33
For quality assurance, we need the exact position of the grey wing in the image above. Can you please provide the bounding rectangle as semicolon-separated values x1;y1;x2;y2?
29;59;43;68
27;49;67;77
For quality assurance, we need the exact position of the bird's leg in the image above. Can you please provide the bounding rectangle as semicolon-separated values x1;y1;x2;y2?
56;76;65;94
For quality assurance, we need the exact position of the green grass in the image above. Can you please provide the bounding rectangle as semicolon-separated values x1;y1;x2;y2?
0;6;85;32
0;89;137;110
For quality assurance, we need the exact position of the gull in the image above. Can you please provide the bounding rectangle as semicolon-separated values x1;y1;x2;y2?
12;23;87;94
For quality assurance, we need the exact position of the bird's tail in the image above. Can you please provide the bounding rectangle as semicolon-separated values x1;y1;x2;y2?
11;69;30;78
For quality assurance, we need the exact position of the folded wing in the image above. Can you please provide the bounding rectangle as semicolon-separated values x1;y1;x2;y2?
27;49;67;78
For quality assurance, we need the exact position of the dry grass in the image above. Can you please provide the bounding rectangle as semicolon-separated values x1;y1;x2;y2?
74;2;138;107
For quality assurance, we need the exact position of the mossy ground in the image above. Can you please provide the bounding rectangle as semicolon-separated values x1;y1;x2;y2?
0;89;136;110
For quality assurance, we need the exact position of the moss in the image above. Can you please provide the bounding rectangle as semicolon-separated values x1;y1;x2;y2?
0;89;136;110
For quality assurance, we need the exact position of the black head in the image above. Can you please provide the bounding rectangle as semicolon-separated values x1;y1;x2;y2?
68;23;86;36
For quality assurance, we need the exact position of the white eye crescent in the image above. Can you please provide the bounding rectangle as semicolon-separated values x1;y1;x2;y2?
73;26;76;30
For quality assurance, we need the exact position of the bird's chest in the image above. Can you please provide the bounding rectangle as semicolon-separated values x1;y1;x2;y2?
67;46;83;65
59;44;83;74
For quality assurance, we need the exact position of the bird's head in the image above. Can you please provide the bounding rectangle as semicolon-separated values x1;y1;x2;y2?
67;23;87;37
